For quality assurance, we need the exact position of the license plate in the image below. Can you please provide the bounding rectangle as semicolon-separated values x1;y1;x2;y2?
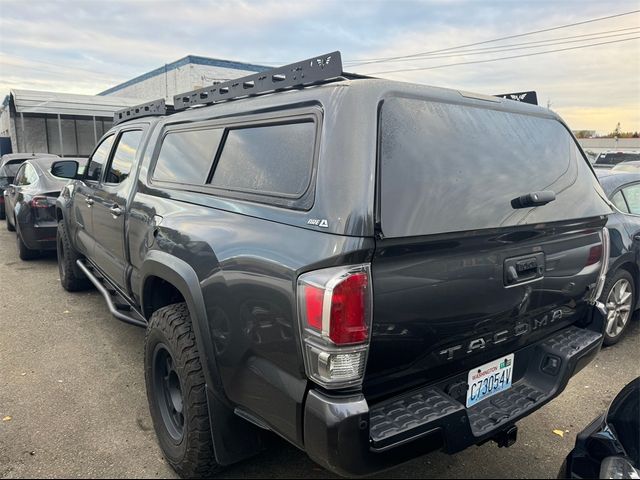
466;354;514;408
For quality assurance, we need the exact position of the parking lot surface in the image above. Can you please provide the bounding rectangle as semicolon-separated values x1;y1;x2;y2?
0;226;638;479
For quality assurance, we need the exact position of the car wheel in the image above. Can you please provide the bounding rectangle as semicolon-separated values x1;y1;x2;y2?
145;303;222;478
6;212;15;232
16;228;38;260
601;269;635;346
57;220;90;291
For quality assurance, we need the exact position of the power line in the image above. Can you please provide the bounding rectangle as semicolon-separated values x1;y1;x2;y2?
215;12;640;67
357;29;640;65
0;53;131;80
347;9;640;67
366;36;640;75
345;26;640;65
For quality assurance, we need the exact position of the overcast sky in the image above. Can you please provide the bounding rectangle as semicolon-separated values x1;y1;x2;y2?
0;0;638;134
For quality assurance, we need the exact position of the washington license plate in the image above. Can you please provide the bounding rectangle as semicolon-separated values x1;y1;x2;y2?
466;354;514;408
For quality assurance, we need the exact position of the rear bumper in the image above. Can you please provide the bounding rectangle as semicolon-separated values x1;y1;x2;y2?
18;222;57;250
303;306;605;477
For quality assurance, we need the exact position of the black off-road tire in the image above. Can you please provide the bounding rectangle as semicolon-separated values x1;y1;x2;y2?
600;269;635;346
144;303;222;478
6;212;15;232
57;220;90;291
16;228;38;260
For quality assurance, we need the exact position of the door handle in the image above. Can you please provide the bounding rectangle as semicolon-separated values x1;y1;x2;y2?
109;205;123;217
85;197;94;207
634;234;640;241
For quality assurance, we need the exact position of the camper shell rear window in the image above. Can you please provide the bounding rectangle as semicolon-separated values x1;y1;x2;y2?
378;97;611;238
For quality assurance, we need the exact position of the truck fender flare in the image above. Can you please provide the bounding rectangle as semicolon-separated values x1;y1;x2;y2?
140;250;223;390
140;250;264;465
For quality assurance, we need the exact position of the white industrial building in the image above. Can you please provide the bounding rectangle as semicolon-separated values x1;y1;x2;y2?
0;55;268;156
0;90;143;157
100;55;268;102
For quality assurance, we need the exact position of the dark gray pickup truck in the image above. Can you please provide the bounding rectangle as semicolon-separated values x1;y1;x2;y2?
54;52;612;477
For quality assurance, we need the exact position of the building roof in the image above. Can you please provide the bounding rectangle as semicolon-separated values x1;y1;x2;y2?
9;89;146;117
98;54;270;96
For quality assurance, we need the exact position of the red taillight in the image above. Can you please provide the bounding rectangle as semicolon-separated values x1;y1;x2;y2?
29;196;50;208
297;264;372;389
329;272;369;344
587;244;603;266
304;284;324;331
300;269;371;345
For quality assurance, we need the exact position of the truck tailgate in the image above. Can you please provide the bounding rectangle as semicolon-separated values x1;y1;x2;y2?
365;219;606;399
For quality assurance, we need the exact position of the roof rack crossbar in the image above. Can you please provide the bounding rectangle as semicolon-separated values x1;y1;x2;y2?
113;98;171;125
173;51;343;111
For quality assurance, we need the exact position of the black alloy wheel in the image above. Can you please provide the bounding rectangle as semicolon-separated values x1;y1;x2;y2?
152;343;185;442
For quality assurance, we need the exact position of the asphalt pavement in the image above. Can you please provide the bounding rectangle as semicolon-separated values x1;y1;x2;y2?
1;225;639;479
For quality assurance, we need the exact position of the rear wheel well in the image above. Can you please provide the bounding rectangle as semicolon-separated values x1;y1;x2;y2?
141;272;266;465
612;261;638;309
142;276;186;319
618;261;639;282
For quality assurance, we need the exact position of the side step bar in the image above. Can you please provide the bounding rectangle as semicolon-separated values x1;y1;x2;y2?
76;259;147;328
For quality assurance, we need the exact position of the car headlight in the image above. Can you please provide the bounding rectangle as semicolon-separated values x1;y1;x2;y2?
600;456;640;479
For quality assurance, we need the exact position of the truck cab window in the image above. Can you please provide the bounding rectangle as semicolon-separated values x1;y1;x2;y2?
86;135;115;182
105;130;143;184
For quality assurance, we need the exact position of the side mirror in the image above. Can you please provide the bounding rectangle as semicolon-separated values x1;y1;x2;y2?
51;160;79;179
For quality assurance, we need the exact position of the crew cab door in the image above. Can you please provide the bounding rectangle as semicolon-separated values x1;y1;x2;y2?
91;128;144;291
74;134;115;258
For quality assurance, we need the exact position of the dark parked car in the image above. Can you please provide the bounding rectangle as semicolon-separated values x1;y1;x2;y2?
595;169;640;344
55;53;612;477
4;156;82;260
561;377;639;479
594;151;640;169
0;153;58;219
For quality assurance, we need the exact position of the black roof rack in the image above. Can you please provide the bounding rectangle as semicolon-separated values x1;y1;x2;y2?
113;99;173;125
173;51;344;111
494;91;538;105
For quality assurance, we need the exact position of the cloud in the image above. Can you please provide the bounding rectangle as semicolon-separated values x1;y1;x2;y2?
350;2;640;132
0;0;638;133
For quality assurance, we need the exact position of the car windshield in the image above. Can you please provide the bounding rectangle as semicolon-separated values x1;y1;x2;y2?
595;152;640;165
